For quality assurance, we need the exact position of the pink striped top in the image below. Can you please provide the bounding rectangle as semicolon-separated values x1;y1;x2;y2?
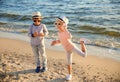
58;30;75;52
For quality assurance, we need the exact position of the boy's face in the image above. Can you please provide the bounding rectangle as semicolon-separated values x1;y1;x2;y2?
32;18;41;26
55;19;65;31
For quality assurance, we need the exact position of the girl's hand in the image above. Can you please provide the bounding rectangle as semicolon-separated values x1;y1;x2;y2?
51;40;60;46
51;40;56;46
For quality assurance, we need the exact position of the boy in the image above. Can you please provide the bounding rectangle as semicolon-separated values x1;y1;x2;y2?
28;11;48;73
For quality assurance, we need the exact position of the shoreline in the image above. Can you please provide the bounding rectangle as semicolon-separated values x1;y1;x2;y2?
0;37;120;82
0;31;120;62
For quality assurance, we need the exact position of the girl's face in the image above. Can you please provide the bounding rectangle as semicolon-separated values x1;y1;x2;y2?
32;18;41;26
55;19;65;31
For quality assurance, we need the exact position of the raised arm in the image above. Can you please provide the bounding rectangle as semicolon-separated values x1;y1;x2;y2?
51;40;61;46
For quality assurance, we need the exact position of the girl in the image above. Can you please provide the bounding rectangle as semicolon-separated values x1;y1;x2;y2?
51;16;87;81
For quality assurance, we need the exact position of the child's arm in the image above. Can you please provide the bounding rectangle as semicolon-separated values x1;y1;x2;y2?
38;32;44;37
28;25;34;37
38;24;49;37
42;24;49;36
51;40;61;46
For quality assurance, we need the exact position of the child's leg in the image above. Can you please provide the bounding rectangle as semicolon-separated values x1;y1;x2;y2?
66;52;73;75
38;45;47;68
80;41;87;53
73;43;87;57
66;52;72;80
68;64;72;74
32;45;40;67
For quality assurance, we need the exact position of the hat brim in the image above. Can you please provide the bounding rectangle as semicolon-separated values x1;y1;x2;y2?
32;15;43;19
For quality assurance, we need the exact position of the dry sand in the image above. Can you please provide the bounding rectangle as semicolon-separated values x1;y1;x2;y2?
0;38;120;82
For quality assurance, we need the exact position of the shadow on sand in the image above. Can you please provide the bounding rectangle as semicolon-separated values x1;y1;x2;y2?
7;69;35;75
47;78;67;82
6;69;67;82
6;69;35;80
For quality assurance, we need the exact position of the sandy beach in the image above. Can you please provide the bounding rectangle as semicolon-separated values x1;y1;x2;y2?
0;38;120;82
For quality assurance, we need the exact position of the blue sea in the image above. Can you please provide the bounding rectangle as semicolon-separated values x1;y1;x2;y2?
0;0;120;61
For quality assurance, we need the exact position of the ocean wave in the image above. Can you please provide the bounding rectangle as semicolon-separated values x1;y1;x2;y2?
80;25;106;31
0;21;120;37
0;22;7;25
0;27;28;34
110;0;120;4
78;25;120;37
90;40;120;50
0;13;20;17
0;27;120;50
101;31;120;37
0;13;31;21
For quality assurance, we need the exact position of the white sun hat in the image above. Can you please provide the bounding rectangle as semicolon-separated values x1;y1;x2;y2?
58;16;69;25
32;11;43;19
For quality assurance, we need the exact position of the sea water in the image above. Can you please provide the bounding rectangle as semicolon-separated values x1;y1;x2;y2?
0;0;120;61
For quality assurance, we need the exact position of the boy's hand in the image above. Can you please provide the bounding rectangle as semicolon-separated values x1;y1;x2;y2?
39;32;44;37
33;31;38;37
33;31;45;37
